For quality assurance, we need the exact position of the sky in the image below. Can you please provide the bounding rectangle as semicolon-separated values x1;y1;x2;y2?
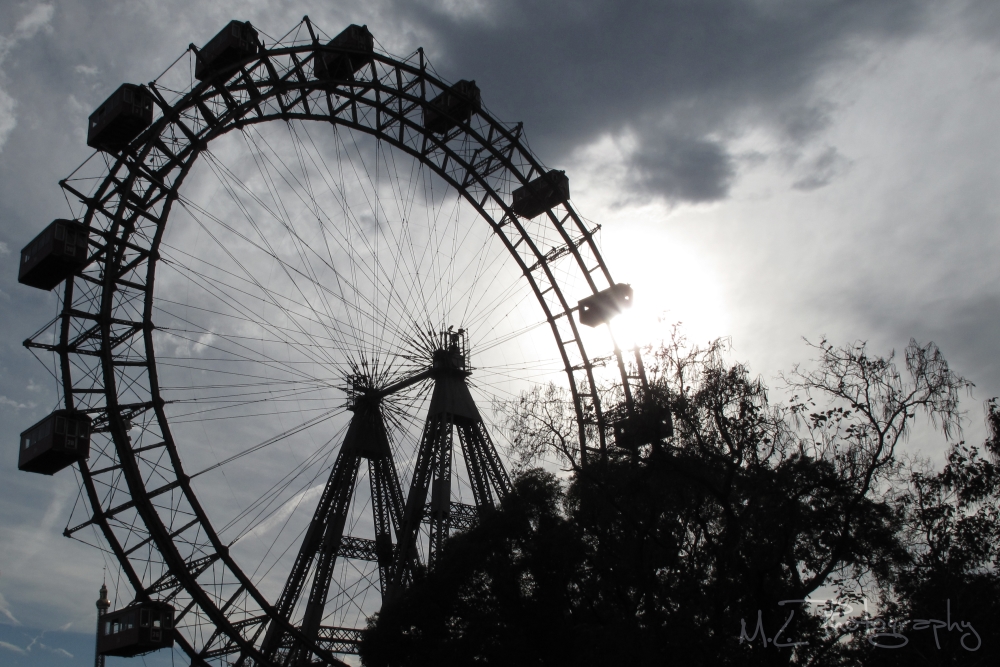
2;0;1000;664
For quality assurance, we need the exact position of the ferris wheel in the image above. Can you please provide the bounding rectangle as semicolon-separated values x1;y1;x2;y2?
17;17;650;666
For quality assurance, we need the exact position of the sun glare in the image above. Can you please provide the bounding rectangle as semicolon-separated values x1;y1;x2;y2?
601;226;730;352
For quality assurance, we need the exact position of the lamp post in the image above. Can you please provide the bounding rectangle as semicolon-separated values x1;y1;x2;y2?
95;582;109;667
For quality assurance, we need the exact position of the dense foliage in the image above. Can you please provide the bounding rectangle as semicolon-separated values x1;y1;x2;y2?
360;336;999;666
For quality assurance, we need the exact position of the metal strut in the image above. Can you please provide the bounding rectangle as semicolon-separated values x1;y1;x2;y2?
387;331;512;599
256;330;510;663
257;390;405;666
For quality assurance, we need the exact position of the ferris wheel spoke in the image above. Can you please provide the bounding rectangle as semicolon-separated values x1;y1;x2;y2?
225;434;341;545
167;196;421;369
235;123;416;344
188;406;347;479
167;203;364;374
173;153;383;363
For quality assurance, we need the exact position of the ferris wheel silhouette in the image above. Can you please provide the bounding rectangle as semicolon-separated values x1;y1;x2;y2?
17;17;647;665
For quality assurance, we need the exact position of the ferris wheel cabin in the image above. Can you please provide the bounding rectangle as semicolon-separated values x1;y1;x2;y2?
424;79;481;134
18;219;91;290
578;282;633;327
511;169;570;219
87;84;154;152
97;602;175;658
194;20;259;81
18;410;91;475
313;24;374;79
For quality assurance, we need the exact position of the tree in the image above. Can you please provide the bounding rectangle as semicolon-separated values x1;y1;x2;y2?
362;334;991;666
850;400;1000;665
360;469;588;666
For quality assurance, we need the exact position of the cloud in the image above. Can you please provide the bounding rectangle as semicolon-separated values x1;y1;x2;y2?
628;131;735;203
0;395;35;410
238;483;325;543
14;4;55;38
0;640;25;654
0;241;10;255
0;3;55;153
73;64;98;76
0;627;79;659
792;146;853;191
0;89;14;154
390;0;932;202
37;643;73;659
0;591;20;625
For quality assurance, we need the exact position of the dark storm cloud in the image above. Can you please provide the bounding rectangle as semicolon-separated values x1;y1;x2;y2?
390;0;929;202
629;132;734;203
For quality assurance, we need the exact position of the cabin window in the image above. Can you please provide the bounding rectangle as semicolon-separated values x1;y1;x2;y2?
163;613;172;630
232;24;240;37
140;609;150;627
124;89;132;103
152;613;161;629
55;417;65;434
54;224;65;241
67;420;77;437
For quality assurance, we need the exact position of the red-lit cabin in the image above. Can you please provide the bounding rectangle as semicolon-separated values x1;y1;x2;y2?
578;283;633;327
511;170;570;219
87;84;154;152
314;24;374;79
423;80;481;135
18;410;91;475
18;219;90;290
194;20;259;81
97;602;175;658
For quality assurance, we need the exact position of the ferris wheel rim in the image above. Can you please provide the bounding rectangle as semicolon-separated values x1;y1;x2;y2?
41;19;638;665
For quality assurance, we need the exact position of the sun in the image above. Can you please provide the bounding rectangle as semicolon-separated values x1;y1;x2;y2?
600;226;730;352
